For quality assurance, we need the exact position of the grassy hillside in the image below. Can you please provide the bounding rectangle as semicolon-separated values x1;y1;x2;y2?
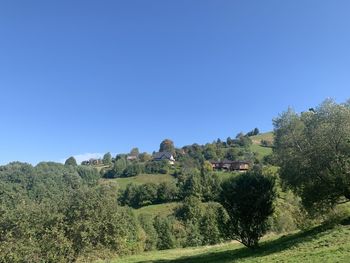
134;202;179;218
102;222;350;263
249;144;272;159
250;132;274;145
100;173;176;189
249;132;273;160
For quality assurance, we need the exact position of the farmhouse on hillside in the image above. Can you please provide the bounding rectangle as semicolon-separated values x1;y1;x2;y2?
127;155;138;161
210;160;249;172
153;151;175;165
81;158;102;166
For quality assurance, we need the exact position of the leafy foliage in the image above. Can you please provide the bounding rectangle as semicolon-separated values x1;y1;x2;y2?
159;139;175;154
220;169;276;248
65;156;77;166
175;196;229;246
118;181;179;208
274;99;350;213
0;162;143;262
145;160;169;174
178;170;221;202
102;152;112;165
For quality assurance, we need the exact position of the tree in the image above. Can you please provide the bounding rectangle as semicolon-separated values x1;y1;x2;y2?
145;160;169;174
246;128;260;137
130;147;140;157
0;162;145;261
113;158;127;177
235;132;245;139
153;216;176;250
237;135;252;148
226;137;234;146
220;169;276;248
136;183;158;207
65;156;77;166
203;144;217;160
139;152;152;162
123;163;144;177
157;182;179;203
76;166;100;185
102;152;112;165
159;139;175;154
273;99;350;213
253;127;260;135
225;147;238;161
202;161;213;172
138;214;158;251
179;171;221;202
175;197;229;246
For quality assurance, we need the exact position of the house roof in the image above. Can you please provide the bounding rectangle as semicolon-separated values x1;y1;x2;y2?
210;160;249;165
153;151;174;160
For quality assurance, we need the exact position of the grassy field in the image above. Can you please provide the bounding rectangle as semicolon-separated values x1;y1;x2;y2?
134;202;179;218
249;143;273;159
100;173;176;189
249;132;273;160
102;221;350;263
250;132;274;145
213;171;240;181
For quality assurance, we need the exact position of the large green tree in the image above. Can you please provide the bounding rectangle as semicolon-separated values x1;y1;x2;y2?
159;139;175;154
65;156;77;166
220;169;276;248
130;147;140;157
102;152;112;165
273;99;350;213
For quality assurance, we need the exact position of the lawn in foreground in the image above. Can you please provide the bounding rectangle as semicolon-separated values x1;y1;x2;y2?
105;222;350;263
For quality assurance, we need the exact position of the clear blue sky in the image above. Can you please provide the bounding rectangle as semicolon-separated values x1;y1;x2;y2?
0;1;349;165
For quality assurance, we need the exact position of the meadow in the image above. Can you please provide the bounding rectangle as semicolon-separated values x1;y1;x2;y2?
101;221;350;263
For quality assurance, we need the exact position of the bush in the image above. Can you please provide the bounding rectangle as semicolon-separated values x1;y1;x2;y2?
119;182;179;208
220;169;276;248
153;216;176;250
175;197;229;246
145;160;169;174
156;182;179;203
0;162;146;262
77;166;100;185
178;171;221;202
123;163;144;177
138;214;158;251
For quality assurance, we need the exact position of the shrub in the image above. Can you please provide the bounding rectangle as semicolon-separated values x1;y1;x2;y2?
153;216;176;250
220;169;276;248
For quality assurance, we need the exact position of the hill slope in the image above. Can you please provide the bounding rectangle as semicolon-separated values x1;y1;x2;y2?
100;173;176;189
249;132;273;160
106;222;350;263
250;132;274;145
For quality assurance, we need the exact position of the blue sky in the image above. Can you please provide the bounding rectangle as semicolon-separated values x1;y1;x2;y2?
0;0;349;165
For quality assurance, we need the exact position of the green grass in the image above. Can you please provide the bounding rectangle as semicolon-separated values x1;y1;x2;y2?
250;132;274;145
134;202;180;218
93;164;111;172
213;171;240;181
103;221;350;263
100;173;176;189
249;144;273;159
248;132;274;160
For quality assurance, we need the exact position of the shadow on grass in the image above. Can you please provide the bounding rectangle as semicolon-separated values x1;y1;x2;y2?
136;223;339;263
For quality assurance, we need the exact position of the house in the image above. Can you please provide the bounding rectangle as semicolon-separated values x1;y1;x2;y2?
81;158;102;166
210;160;249;172
127;155;138;161
153;152;176;165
